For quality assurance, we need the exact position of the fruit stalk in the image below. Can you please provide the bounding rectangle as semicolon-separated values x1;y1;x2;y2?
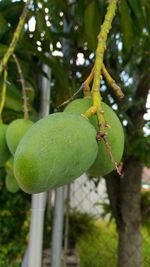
84;0;121;174
84;0;118;128
12;53;29;120
84;0;118;120
0;69;8;123
83;67;94;98
0;0;30;74
102;64;124;99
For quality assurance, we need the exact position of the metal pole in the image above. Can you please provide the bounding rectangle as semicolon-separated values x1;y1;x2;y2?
63;185;70;267
21;246;29;267
28;60;51;267
51;187;65;267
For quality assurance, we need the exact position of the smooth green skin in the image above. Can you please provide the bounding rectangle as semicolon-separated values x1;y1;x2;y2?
0;124;11;167
5;172;19;193
14;113;98;194
6;119;33;155
65;98;124;177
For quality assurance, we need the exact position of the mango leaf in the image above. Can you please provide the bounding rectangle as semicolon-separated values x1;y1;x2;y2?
0;2;24;23
0;44;8;58
0;79;23;112
84;0;100;51
145;3;150;34
36;52;69;89
36;10;52;43
36;52;70;105
128;0;145;33
120;0;134;52
0;14;9;39
55;0;68;13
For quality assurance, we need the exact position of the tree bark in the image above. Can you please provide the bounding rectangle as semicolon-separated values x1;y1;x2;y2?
106;157;143;267
118;157;143;267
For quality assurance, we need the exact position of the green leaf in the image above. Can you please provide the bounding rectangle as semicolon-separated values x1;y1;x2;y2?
55;0;68;13
0;14;9;39
84;0;100;51
0;2;24;23
128;0;145;33
36;53;69;89
0;44;8;58
145;3;150;34
36;53;70;104
0;79;23;112
35;9;52;43
120;0;134;52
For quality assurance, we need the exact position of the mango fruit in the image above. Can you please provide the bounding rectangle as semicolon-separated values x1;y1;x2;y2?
5;158;19;193
5;173;19;193
6;119;33;155
65;98;124;177
14;112;98;194
0;123;11;167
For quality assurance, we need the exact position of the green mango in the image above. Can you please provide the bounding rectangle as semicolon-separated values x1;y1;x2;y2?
0;123;11;167
5;172;19;193
14;112;98;194
65;98;124;177
6;119;33;155
5;156;19;193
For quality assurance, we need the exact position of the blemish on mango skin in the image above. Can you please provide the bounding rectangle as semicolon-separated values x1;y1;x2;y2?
65;98;124;177
14;112;98;194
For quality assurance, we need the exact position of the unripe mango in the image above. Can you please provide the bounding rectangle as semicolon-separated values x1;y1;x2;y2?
14;113;98;194
0;124;11;167
65;98;124;177
5;157;19;193
5;173;19;193
6;119;33;155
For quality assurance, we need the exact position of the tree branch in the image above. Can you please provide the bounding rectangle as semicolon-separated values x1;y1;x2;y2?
12;53;29;120
0;69;8;123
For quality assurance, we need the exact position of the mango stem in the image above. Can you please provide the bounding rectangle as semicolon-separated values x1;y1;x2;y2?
102;64;124;99
83;67;94;98
0;68;8;123
83;0;121;175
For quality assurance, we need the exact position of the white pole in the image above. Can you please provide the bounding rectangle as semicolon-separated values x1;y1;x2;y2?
28;61;51;267
51;187;65;267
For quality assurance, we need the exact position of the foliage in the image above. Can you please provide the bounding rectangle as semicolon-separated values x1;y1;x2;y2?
77;221;118;267
77;221;150;267
141;191;150;230
143;227;150;267
0;167;30;266
67;209;96;248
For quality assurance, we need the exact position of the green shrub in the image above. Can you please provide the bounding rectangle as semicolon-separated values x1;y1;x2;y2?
0;167;30;266
77;221;150;267
143;227;150;267
77;222;118;267
67;209;96;248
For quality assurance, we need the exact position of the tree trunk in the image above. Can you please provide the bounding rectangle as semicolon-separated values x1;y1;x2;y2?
106;157;143;267
118;157;143;267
